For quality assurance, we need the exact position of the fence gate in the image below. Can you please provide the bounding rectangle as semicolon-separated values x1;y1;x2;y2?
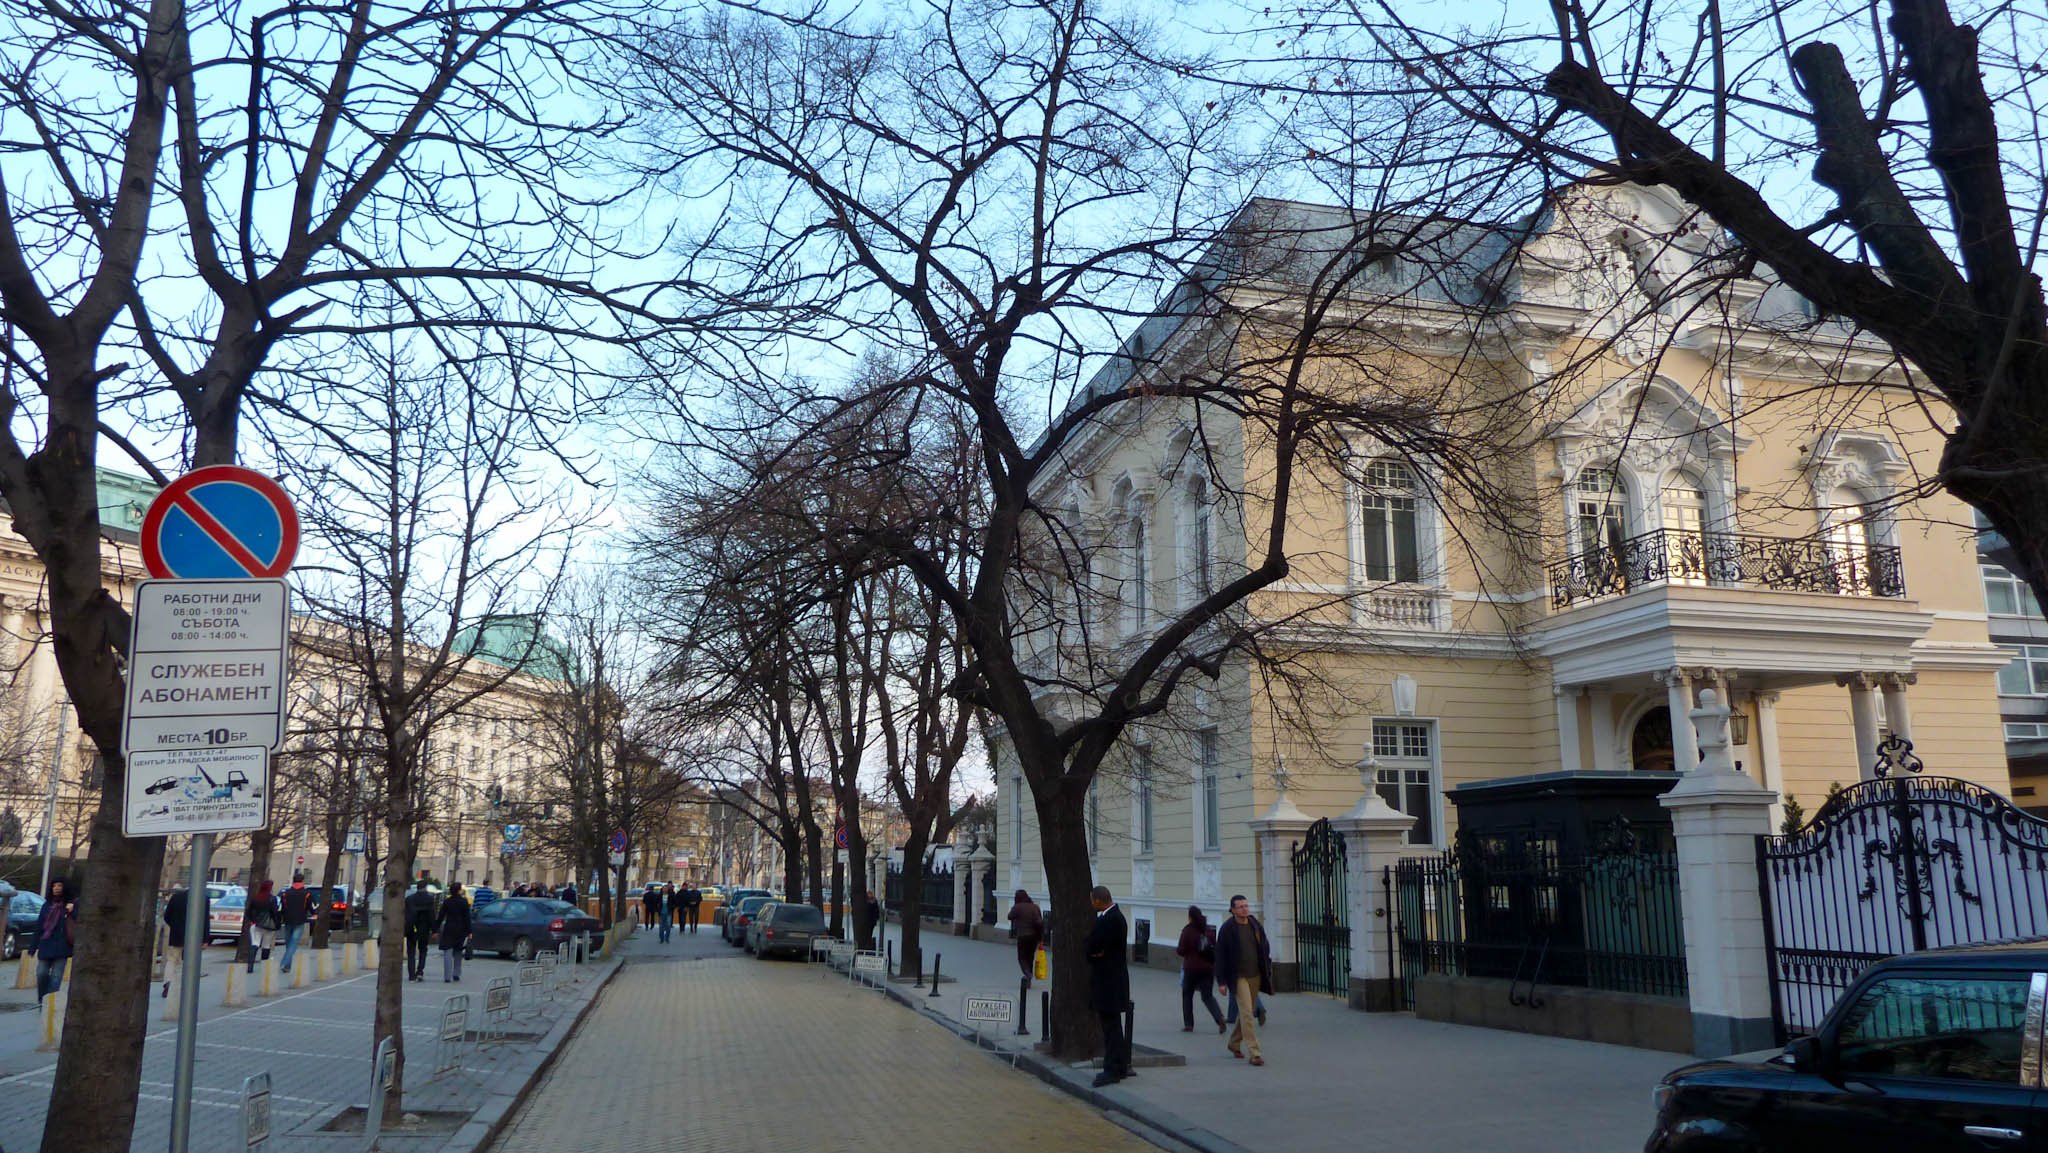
1757;736;2048;1041
1291;818;1350;997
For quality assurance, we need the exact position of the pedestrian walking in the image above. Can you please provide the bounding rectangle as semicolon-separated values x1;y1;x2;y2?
1176;904;1226;1033
160;884;207;998
438;882;473;982
1085;885;1132;1088
404;879;437;981
641;885;662;930
246;880;282;974
656;885;674;943
1006;889;1044;985
685;886;703;931
278;873;313;973
1215;894;1273;1066
864;890;881;934
30;878;76;1000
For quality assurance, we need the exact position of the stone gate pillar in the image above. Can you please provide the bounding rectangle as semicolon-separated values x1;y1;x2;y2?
1249;776;1313;993
1329;757;1416;1012
1662;688;1779;1057
965;844;994;937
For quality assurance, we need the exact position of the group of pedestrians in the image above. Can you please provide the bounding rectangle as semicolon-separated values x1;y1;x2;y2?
639;884;705;942
402;879;475;982
1005;885;1275;1087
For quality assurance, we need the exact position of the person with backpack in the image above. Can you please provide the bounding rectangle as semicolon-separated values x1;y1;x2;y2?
1175;904;1226;1033
246;880;282;974
278;873;313;973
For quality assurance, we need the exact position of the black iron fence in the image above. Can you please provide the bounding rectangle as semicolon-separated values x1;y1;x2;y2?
1393;831;1687;1006
981;867;997;925
1548;526;1906;609
884;859;956;920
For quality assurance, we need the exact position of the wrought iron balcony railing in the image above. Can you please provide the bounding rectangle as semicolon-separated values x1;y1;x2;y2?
1547;527;1906;610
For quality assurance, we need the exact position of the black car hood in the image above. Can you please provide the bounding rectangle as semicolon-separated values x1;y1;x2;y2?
1664;1048;1798;1083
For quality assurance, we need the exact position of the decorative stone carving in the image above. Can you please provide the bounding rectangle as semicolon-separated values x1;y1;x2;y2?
1131;858;1155;898
1194;855;1223;902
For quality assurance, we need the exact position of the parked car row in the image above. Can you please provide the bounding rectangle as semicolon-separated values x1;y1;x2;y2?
469;898;601;961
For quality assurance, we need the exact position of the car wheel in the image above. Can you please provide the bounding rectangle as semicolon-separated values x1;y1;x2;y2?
2;933;15;962
512;936;535;962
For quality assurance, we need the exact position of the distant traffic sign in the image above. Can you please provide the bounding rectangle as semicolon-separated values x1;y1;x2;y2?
123;746;269;836
608;829;627;853
344;827;365;854
122;579;291;754
140;466;300;579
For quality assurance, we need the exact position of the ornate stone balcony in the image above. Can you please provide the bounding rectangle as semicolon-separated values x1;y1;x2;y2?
1547;528;1905;610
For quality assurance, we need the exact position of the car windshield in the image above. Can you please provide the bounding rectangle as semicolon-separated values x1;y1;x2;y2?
218;893;245;909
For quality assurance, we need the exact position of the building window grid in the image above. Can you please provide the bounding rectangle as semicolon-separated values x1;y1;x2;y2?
1983;565;2044;618
1371;720;1438;847
1998;645;2048;697
1358;458;1422;585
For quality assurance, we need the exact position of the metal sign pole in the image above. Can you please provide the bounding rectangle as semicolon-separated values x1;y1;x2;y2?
169;831;213;1153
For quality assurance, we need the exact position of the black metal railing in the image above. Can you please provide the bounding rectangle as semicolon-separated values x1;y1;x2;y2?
1548;527;1905;609
1393;832;1687;1007
885;862;957;920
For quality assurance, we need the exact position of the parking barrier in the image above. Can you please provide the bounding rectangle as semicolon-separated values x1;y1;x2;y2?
339;940;355;976
260;956;277;997
13;951;33;989
480;977;514;1047
37;985;64;1050
430;994;470;1080
314;946;330;983
538;951;560;1000
222;962;245;1006
290;958;308;989
516;960;545;1018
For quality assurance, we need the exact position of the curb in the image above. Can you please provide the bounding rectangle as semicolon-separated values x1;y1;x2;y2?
440;952;628;1153
866;974;1256;1153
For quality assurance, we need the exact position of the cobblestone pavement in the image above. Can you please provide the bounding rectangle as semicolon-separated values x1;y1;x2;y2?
0;938;612;1152
490;933;1160;1153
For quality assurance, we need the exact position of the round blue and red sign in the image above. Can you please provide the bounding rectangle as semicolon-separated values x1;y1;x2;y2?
139;466;300;579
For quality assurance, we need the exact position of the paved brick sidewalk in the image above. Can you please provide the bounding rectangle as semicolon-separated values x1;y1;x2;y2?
490;935;1160;1153
876;923;1678;1153
0;937;617;1152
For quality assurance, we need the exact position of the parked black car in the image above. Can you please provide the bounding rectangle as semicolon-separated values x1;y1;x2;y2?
3;892;44;961
468;898;601;961
749;902;825;960
1647;941;2048;1152
724;896;774;946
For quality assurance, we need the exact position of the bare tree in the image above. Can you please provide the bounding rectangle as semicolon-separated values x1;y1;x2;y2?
620;0;1535;1057
0;0;679;1142
280;337;571;1106
1316;0;2048;599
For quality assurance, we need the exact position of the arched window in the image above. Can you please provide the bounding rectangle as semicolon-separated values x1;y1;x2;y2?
1123;497;1149;631
1358;458;1422;584
1659;474;1709;584
1573;466;1630;556
1184;476;1214;604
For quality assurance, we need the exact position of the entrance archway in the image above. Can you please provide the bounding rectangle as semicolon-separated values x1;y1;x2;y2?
1630;707;1676;772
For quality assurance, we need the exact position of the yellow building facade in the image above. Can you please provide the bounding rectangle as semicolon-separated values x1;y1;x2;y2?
993;185;2013;954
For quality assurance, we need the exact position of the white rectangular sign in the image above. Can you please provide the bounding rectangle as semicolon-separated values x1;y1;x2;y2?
964;995;1014;1024
123;579;291;755
123;746;270;836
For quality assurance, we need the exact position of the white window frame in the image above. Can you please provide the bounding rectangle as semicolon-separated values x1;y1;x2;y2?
1197;727;1221;853
1371;718;1441;848
1354;457;1426;585
1983;565;2044;619
1182;475;1214;608
1997;645;2048;697
1571;465;1631;556
1010;771;1025;861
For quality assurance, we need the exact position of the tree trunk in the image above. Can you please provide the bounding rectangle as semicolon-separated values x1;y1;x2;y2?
897;827;930;981
236;825;277;965
828;850;843;926
312;835;344;950
374;817;417;1105
804;821;824;910
40;779;166;1153
1035;787;1101;1060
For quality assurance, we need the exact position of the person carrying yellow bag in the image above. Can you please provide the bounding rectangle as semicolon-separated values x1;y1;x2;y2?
1034;941;1050;981
1006;889;1045;985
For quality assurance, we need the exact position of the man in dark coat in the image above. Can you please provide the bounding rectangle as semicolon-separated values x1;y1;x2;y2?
161;885;208;999
1214;893;1274;1066
403;879;437;982
682;886;702;932
1084;885;1132;1087
437;883;473;982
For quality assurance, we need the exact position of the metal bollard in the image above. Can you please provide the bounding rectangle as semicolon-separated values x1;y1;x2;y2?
1018;976;1031;1035
1122;999;1135;1072
929;953;942;998
260;956;277;998
1041;990;1050;1040
14;951;34;989
913;954;924;989
885;941;893;978
223;962;244;1007
37;986;63;1051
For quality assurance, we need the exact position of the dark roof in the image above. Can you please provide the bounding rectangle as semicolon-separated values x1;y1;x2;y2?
1883;938;2048;967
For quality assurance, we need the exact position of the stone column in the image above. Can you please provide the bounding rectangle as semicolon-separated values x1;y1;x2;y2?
948;849;968;929
1328;784;1416;1013
1554;685;1583;773
1879;673;1915;743
1754;691;1787;830
1659;667;1700;770
1587;690;1620;770
1248;785;1314;994
1843;673;1882;779
1661;688;1779;1057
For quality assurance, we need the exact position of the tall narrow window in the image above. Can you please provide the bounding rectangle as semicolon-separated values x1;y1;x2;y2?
1125;504;1149;630
1358;459;1422;583
1574;467;1629;555
1011;771;1025;856
1188;478;1214;603
1660;476;1708;584
1825;487;1878;594
1086;780;1100;855
1198;727;1221;852
1372;720;1439;847
1133;747;1153;855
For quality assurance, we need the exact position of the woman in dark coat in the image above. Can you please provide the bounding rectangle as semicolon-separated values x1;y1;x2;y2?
1006;890;1044;982
31;878;76;1000
1175;904;1225;1032
437;883;473;982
